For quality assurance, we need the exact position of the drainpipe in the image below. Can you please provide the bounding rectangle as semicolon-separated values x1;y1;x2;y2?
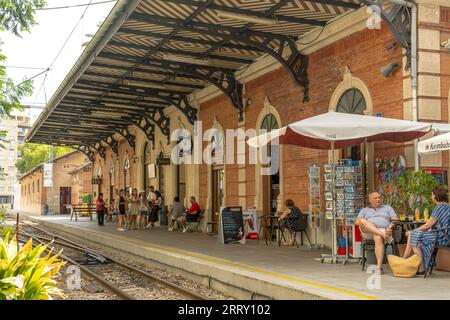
387;0;418;171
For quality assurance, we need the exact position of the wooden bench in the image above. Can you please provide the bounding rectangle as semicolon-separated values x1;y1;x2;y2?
70;204;96;222
205;221;218;234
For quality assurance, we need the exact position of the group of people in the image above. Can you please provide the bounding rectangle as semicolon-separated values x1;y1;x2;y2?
95;186;201;233
95;186;162;231
356;187;450;276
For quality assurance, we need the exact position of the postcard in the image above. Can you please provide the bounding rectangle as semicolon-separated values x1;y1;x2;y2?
344;179;355;186
345;193;354;200
344;186;354;193
326;201;333;210
344;166;355;173
345;200;355;207
324;173;333;182
326;211;334;219
336;166;344;174
336;179;344;187
325;192;333;201
344;173;354;180
337;193;345;200
324;164;333;173
325;183;332;192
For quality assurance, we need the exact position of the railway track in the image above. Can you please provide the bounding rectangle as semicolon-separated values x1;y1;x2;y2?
15;218;209;300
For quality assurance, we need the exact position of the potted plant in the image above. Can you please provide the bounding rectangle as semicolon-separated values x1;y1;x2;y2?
391;170;438;216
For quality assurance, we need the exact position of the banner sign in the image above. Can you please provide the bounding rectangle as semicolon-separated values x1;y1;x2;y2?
43;163;53;187
243;209;258;240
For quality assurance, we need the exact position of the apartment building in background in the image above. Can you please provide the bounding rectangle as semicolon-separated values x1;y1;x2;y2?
0;109;31;208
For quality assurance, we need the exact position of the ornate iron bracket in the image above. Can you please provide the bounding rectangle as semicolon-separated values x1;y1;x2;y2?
88;142;106;159
129;13;308;102
102;136;119;155
143;108;170;140
115;126;136;151
360;0;412;67
75;145;96;163
134;117;156;143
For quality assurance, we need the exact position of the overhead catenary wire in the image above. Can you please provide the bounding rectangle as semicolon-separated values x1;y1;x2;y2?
37;0;117;11
31;0;97;105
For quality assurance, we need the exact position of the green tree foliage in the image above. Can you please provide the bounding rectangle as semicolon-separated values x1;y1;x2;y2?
0;0;46;140
0;0;46;36
16;143;73;174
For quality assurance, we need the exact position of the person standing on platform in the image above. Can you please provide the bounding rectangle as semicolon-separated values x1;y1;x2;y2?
96;193;105;226
117;189;126;231
139;191;149;229
128;188;139;230
146;186;159;228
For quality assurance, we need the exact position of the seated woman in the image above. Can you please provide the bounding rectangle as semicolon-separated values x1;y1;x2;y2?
279;199;302;246
403;186;450;275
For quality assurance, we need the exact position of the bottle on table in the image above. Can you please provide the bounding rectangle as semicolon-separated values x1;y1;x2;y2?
423;208;429;221
414;208;420;222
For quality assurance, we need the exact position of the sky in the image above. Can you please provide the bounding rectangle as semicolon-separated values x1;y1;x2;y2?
1;0;117;123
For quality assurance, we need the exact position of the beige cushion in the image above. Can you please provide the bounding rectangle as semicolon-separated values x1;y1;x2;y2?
388;254;421;278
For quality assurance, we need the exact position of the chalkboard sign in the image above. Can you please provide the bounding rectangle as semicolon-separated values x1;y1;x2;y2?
218;206;245;244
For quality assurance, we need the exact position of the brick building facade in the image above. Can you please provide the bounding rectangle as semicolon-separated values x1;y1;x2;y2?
28;0;450;247
20;151;90;214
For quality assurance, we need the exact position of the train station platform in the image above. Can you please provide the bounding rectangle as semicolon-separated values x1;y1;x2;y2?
16;211;450;300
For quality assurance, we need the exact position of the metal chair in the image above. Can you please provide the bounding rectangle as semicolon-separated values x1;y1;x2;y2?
361;236;397;271
424;226;450;278
279;214;311;248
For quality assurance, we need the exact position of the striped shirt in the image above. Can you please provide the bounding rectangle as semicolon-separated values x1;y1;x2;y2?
431;203;450;245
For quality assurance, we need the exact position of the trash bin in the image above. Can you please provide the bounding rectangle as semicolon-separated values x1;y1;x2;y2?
42;204;49;215
159;205;168;226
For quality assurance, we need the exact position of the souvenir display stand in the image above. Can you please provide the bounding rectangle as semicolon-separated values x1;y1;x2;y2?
308;164;321;246
321;159;363;263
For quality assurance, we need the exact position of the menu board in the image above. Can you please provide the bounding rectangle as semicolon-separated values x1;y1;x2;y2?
218;207;245;244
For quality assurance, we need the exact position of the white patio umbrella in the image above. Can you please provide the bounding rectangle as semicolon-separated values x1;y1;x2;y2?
418;132;450;153
248;111;431;150
247;111;432;260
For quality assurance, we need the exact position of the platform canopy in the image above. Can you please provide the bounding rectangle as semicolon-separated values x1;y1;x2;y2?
26;0;413;162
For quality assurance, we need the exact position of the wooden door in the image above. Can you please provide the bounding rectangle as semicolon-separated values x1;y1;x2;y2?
60;187;71;214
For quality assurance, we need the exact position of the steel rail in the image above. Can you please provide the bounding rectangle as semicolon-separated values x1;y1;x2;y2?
19;219;208;300
18;229;135;300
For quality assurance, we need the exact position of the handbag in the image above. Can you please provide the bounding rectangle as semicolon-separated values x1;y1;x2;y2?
387;254;421;278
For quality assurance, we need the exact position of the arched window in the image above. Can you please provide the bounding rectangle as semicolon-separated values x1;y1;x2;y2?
336;88;366;115
260;113;280;216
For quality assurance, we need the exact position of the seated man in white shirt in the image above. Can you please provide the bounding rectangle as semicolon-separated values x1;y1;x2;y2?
356;191;398;274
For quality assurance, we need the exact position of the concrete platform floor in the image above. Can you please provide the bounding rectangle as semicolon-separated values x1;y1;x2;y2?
15;212;450;300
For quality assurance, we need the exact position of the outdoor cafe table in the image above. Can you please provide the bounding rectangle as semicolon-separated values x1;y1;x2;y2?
393;220;427;244
257;214;287;245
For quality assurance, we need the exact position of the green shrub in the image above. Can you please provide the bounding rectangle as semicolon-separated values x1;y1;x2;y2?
0;207;13;237
81;193;92;204
0;232;66;300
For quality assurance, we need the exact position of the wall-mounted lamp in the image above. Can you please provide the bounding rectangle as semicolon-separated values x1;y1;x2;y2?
386;42;398;50
380;62;399;77
441;39;450;53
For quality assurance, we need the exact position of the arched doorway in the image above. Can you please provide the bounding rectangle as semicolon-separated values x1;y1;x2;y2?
175;130;190;205
210;129;225;232
123;157;130;194
260;114;280;217
143;142;151;193
336;88;368;195
109;162;114;201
